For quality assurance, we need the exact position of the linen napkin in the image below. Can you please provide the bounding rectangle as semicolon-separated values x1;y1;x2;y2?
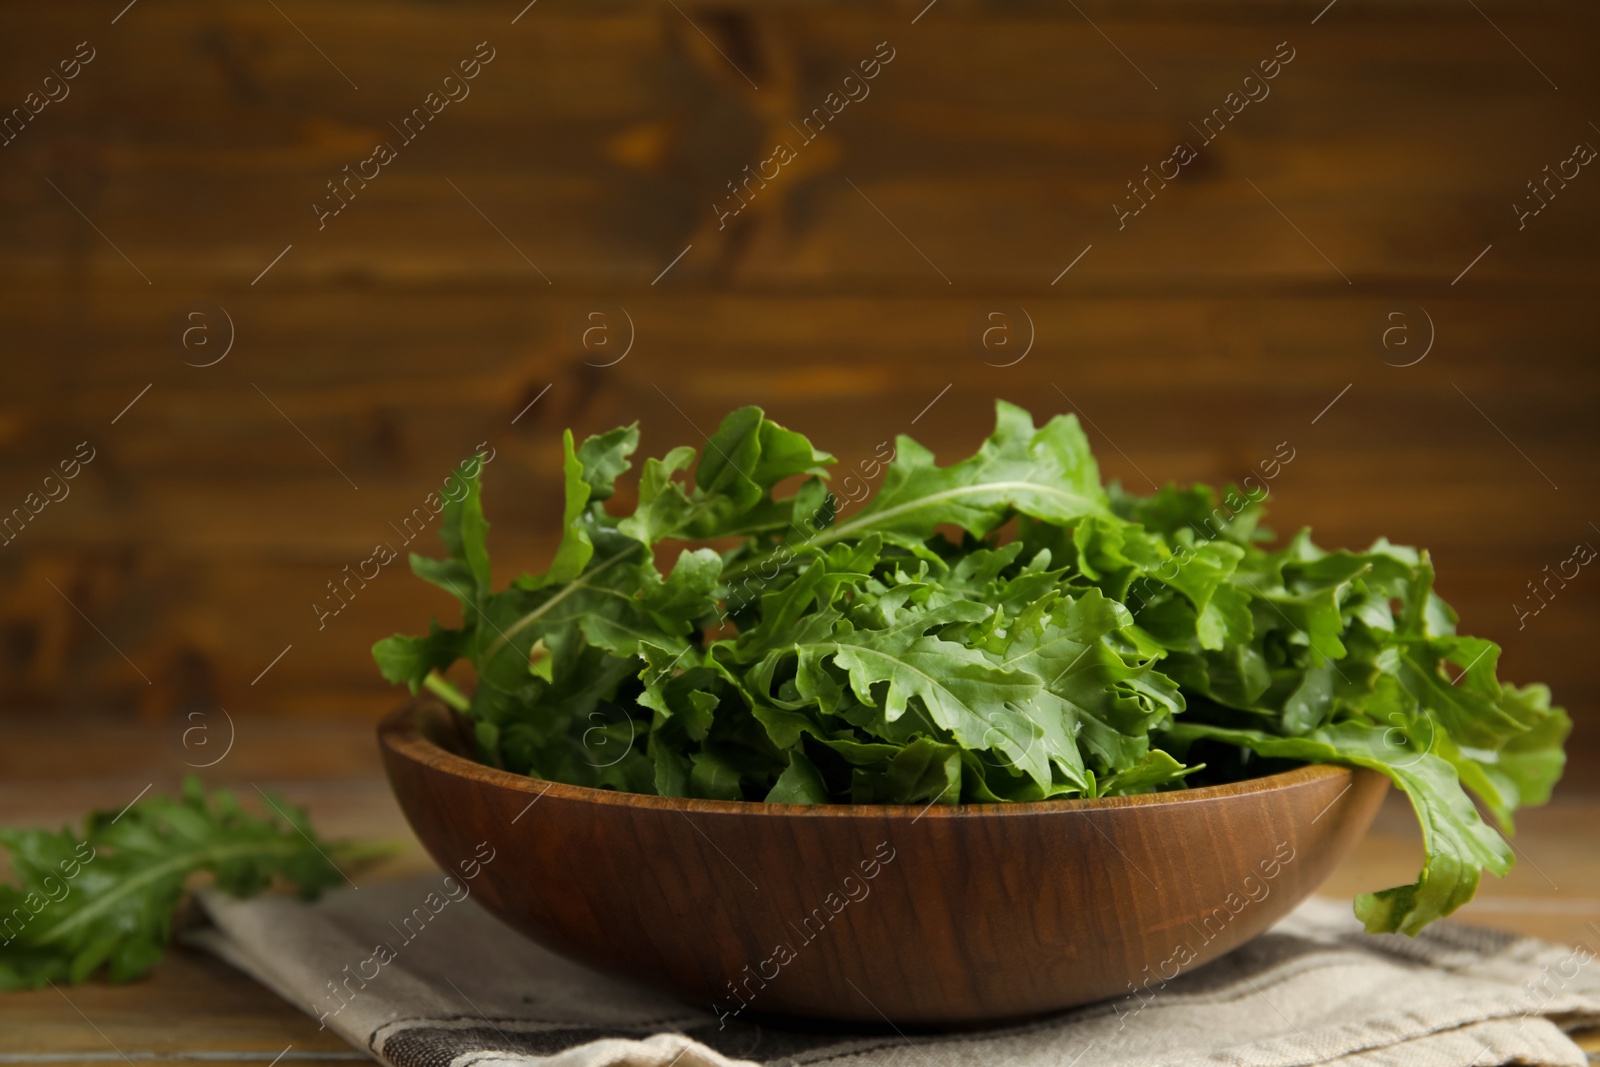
189;875;1600;1067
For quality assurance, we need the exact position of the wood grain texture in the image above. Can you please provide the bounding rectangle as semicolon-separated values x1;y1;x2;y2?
379;698;1388;1024
5;759;1598;1058
0;0;1596;778
0;939;367;1066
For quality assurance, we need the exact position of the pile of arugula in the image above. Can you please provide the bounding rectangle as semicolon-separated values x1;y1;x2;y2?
0;779;351;989
375;402;1568;935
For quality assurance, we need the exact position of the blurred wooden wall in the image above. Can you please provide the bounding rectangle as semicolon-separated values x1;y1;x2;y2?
1;1;1597;776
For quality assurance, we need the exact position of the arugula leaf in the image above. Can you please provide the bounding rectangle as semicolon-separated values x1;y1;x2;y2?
830;623;1048;787
814;401;1108;548
1167;720;1513;936
0;778;355;990
376;400;1568;935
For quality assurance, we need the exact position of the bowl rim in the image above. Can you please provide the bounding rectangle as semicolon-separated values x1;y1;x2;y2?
380;697;1357;820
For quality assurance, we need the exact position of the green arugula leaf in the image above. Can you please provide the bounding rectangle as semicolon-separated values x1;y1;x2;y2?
374;399;1568;936
765;751;830;803
1167;720;1513;936
812;401;1108;549
0;779;357;990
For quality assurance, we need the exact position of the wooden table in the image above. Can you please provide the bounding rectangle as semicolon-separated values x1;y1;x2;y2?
2;0;1598;1060
2;731;1597;1063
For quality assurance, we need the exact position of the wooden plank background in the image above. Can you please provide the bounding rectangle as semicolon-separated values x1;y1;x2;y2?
1;0;1597;780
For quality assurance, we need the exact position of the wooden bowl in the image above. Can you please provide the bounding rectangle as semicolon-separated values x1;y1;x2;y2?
379;698;1388;1025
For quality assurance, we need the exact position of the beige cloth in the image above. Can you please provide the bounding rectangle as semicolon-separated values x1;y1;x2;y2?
189;876;1600;1067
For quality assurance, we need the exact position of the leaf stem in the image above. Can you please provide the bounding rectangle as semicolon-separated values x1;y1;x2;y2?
423;671;470;712
721;481;1106;582
38;839;308;944
484;544;640;659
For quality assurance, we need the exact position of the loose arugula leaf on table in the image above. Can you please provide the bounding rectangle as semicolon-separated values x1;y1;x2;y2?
374;400;1568;935
0;778;359;990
